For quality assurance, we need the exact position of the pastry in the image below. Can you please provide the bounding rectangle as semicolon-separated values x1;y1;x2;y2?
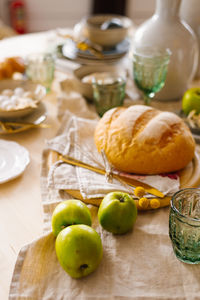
0;57;25;79
6;57;25;73
94;105;195;174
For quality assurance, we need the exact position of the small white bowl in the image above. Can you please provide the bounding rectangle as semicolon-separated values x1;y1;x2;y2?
83;14;132;47
68;65;126;100
0;79;46;119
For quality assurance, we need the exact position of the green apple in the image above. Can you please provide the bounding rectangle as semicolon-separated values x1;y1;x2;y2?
182;87;200;115
55;224;103;278
98;191;137;234
51;199;92;236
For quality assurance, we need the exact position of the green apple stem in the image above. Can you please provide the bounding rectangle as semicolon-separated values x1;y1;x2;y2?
61;222;77;230
118;196;125;203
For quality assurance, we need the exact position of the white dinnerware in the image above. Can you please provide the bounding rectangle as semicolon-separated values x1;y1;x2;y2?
0;79;46;119
82;14;132;47
0;140;30;183
133;0;199;101
65;64;126;100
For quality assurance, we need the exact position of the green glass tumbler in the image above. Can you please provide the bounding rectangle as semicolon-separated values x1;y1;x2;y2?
92;75;126;117
26;53;55;93
169;188;200;264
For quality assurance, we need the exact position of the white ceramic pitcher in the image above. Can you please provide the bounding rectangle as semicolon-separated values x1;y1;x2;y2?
180;0;200;79
133;0;199;101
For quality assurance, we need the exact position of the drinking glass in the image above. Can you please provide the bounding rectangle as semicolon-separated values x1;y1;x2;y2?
92;73;126;117
26;53;55;92
132;46;171;105
169;188;200;264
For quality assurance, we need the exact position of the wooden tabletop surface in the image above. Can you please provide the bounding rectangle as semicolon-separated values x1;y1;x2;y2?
0;31;67;299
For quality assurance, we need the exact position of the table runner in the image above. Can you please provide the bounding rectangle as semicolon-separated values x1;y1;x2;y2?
9;79;200;300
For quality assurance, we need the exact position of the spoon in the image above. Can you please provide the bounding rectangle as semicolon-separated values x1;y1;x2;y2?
101;18;123;30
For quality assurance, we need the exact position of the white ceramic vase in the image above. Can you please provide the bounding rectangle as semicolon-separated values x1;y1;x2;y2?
180;0;200;78
133;0;199;101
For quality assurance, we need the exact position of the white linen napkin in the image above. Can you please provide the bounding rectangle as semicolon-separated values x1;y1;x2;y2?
46;88;180;200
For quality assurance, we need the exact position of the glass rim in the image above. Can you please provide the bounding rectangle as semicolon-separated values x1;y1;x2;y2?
132;46;171;60
171;188;200;222
92;76;126;86
132;58;170;67
25;52;54;63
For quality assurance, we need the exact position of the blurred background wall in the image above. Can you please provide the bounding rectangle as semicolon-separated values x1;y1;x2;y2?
0;0;156;33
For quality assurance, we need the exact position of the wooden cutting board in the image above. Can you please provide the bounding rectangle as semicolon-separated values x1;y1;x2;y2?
47;148;200;211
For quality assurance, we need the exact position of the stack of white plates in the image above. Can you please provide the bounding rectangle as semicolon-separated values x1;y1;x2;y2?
57;38;130;65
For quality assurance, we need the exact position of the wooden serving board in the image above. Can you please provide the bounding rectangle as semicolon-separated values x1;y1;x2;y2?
47;148;200;211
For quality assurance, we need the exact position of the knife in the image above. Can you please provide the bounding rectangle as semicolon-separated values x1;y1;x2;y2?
0;120;51;133
58;154;164;199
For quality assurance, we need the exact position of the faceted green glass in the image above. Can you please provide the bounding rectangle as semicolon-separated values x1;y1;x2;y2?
26;53;55;93
169;188;200;264
133;47;171;105
92;77;126;117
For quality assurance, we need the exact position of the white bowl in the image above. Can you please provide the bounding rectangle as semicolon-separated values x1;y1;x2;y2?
0;79;46;119
69;65;127;100
83;14;132;47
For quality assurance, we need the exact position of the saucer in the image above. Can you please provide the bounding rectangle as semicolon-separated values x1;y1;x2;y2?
77;39;130;59
0;140;30;183
57;38;130;65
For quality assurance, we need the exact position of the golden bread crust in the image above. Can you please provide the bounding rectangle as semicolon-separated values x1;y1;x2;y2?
94;105;195;174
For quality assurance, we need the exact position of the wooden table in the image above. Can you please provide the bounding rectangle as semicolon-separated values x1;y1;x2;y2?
0;93;61;300
0;31;68;300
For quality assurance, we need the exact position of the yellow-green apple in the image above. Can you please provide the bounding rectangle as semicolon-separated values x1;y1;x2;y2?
98;191;137;234
182;87;200;115
55;224;103;278
51;199;92;236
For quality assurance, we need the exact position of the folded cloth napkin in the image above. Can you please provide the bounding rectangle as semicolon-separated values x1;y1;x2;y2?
47;92;180;199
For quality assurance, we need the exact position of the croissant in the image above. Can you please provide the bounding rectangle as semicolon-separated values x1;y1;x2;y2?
0;57;25;79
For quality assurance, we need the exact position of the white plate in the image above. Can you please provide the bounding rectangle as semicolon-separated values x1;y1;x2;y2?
57;38;130;65
0;102;47;134
0;140;30;183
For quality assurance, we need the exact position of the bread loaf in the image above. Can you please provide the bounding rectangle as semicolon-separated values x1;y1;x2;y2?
94;105;195;174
